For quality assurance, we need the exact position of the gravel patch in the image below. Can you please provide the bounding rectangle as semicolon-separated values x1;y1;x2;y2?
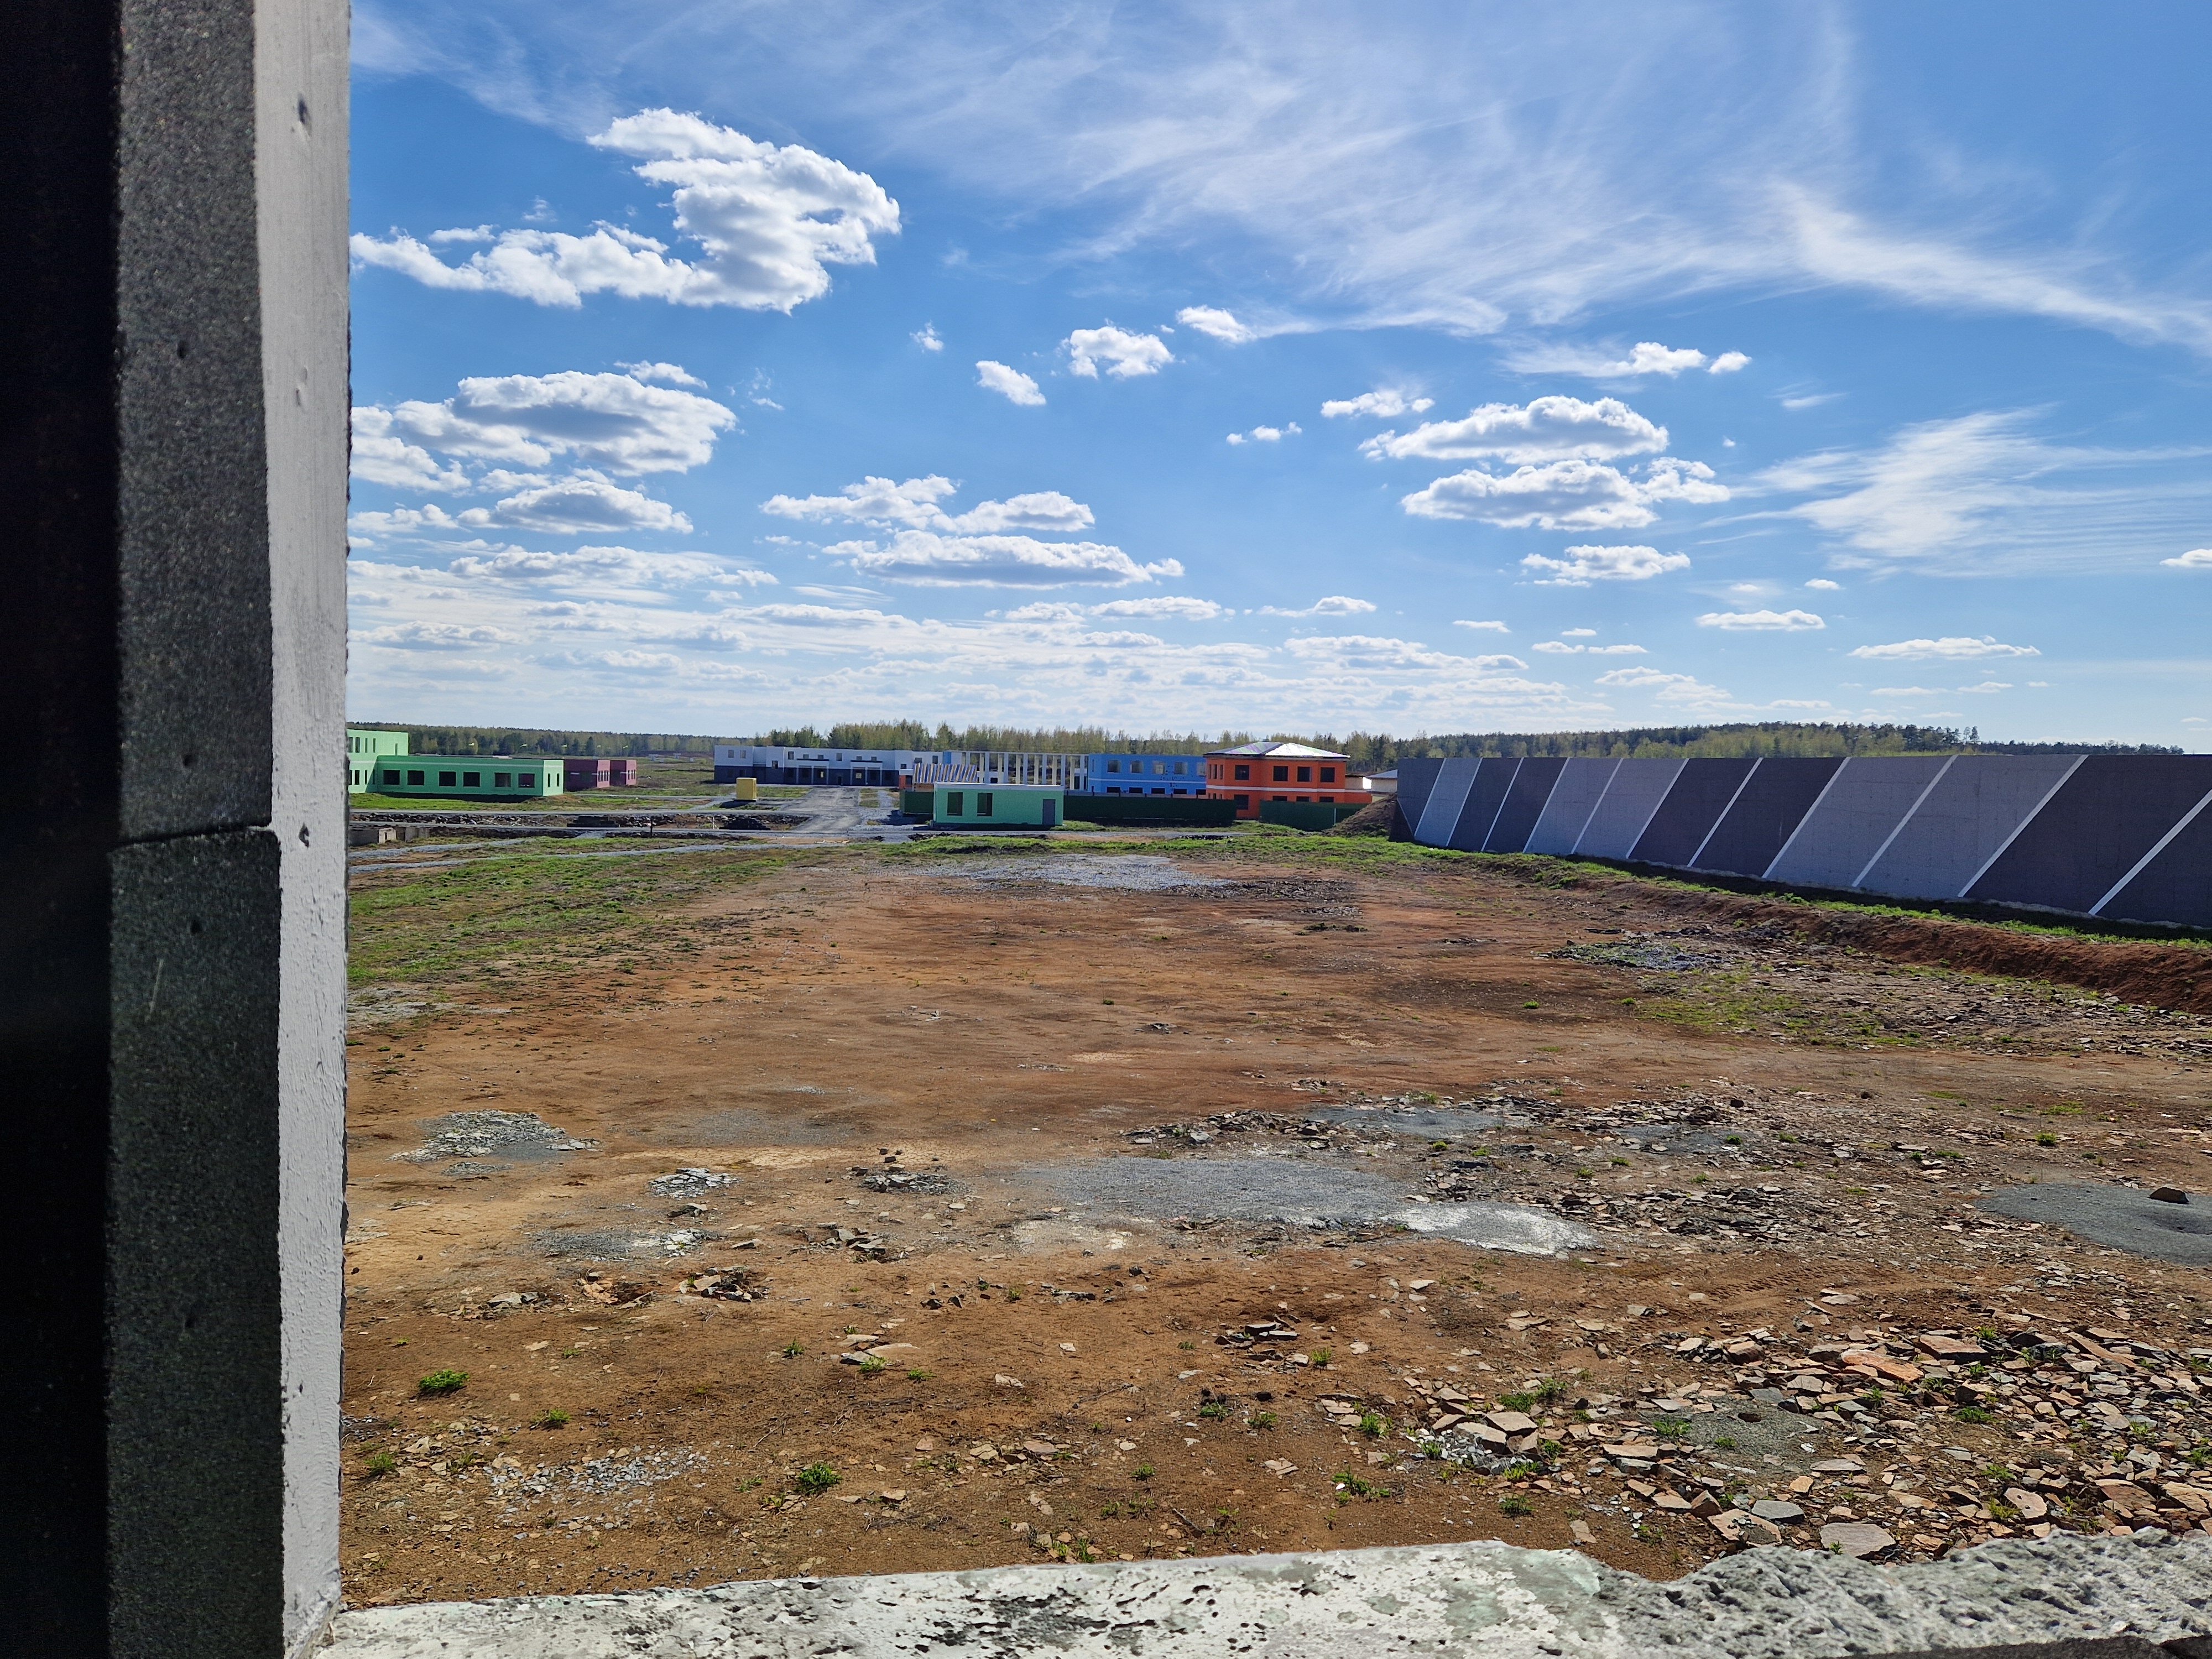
394;1110;596;1165
1976;1183;2212;1266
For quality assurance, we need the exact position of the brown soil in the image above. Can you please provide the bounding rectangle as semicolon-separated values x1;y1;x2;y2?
339;835;2212;1610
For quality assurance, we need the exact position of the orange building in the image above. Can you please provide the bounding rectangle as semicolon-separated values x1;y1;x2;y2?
1204;741;1372;820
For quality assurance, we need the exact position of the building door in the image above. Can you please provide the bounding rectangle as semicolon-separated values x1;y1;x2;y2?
1042;799;1057;827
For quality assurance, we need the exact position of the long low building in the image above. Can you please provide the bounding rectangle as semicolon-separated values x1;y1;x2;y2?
1395;753;2212;929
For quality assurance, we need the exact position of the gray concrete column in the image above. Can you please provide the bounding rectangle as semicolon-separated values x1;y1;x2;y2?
1;0;349;1653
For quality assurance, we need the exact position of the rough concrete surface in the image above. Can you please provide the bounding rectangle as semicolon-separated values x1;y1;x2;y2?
325;1532;2210;1659
1977;1185;2212;1266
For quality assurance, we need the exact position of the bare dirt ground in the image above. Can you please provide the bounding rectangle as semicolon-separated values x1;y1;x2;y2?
338;832;2212;1611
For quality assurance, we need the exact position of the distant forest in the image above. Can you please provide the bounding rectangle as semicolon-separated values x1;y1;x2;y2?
363;718;2179;763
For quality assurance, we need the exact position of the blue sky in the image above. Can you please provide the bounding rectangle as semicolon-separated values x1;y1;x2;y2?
347;2;2212;745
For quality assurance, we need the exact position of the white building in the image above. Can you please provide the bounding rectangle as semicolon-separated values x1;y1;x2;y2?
713;745;1087;788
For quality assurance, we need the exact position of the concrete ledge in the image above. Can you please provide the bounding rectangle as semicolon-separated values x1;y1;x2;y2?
327;1533;2211;1659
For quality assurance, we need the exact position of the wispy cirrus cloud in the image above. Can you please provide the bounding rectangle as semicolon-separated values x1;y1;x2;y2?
1760;410;2212;573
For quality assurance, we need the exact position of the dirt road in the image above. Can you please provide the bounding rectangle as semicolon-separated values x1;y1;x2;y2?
337;834;2212;1609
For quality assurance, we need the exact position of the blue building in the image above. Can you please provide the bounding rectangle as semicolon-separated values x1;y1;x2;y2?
1078;753;1208;796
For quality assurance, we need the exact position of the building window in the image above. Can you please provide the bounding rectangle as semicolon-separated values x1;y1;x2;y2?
1107;759;1119;773
494;773;510;787
439;771;457;787
1272;794;1288;802
406;770;424;786
947;791;964;816
1151;787;1165;795
1234;764;1250;781
1296;765;1312;782
977;792;994;817
1320;766;1337;782
1234;794;1250;809
1272;765;1290;782
462;771;480;787
1173;760;1186;774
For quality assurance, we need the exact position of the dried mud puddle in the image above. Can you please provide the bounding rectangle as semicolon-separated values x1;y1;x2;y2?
1044;1152;1595;1257
925;853;1228;891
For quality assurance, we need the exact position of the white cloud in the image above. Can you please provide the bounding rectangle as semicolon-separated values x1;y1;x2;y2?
1561;627;1597;637
1506;340;1713;378
476;473;693;535
761;476;1094;535
617;360;706;388
349;407;471;492
831;530;1178;588
1089;595;1229;620
1805;577;1842;589
1781;391;1842;410
1533;639;1647;655
1960;680;2013;693
761;475;955;529
2164;548;2212;570
1259;596;1378;618
356;620;522;650
1361;395;1667;463
1596;665;1740;707
1321;389;1434;419
1453;618;1510;633
1695;608;1826;631
1709;351;1751;373
1849;635;2040;662
913;324;944;352
350;109;899;312
364;370;735;477
1519;542;1693;586
1405;458;1724;531
1227;422;1300;445
1177;306;1255;343
445;544;745;588
1063;326;1173;379
976;360;1045;405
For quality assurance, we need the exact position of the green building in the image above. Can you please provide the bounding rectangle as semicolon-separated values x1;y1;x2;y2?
363;756;566;801
932;784;1064;828
347;728;409;792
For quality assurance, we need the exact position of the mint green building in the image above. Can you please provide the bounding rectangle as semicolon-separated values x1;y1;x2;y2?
363;755;566;801
931;783;1063;828
347;728;410;792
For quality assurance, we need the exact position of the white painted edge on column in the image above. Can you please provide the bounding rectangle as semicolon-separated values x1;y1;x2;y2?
2090;785;2212;916
1759;756;1850;881
1850;753;1955;890
1685;758;1762;870
1563;756;1623;856
1955;753;2087;900
1473;757;1522;851
1604;757;1688;860
1414;759;1478;847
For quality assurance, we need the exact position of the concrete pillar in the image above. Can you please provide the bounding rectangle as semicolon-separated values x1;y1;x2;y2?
2;0;349;1653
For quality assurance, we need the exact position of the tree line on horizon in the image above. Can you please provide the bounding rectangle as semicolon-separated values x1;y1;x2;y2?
366;718;2179;763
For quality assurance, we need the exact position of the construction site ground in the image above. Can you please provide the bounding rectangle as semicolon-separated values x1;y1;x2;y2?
338;827;2212;1612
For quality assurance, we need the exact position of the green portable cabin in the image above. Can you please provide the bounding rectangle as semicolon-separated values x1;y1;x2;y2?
363;758;567;801
932;784;1063;828
346;728;410;792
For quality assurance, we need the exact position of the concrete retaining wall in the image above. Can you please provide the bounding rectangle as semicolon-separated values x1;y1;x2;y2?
1399;753;2211;930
